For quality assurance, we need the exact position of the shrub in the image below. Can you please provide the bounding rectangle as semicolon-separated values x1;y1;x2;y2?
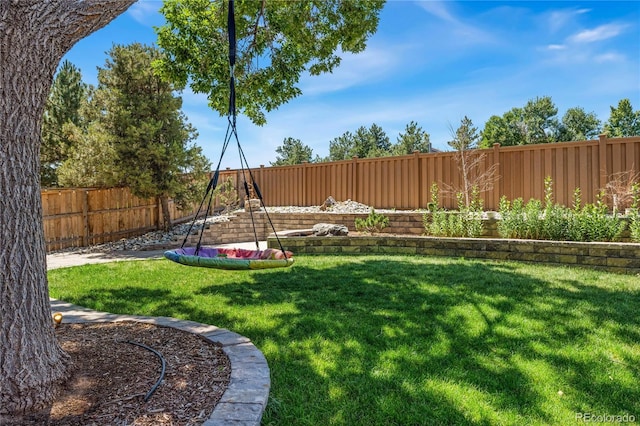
499;178;626;242
423;184;484;238
498;196;548;239
628;183;640;242
539;177;569;240
568;190;626;242
214;176;239;213
355;208;389;234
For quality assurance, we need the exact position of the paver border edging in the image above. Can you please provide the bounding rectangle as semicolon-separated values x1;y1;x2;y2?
47;253;269;426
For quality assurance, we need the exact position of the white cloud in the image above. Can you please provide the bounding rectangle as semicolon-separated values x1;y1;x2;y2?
593;52;626;63
415;0;458;24
416;0;494;46
127;1;164;27
569;23;627;43
299;45;406;96
547;8;590;33
546;44;566;51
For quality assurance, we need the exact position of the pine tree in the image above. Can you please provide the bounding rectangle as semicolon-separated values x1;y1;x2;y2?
96;43;210;229
604;99;640;137
40;60;87;186
271;137;314;165
393;121;431;155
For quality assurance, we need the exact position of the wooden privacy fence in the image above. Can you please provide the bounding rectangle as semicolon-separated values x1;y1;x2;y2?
43;136;640;250
42;170;239;251
251;135;640;211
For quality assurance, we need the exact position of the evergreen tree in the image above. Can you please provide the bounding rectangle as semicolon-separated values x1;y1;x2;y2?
329;131;356;161
448;116;479;151
328;124;391;160
40;60;88;186
96;43;210;229
604;98;640;137
57;122;119;187
366;123;391;156
352;124;390;158
271;137;314;166
392;121;431;155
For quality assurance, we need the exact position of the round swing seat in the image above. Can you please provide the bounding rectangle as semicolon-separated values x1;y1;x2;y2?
164;246;294;270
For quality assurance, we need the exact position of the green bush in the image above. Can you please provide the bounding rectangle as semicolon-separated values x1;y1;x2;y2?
568;190;626;242
423;184;484;238
355;208;389;234
498;178;626;242
628;183;640;242
213;176;239;213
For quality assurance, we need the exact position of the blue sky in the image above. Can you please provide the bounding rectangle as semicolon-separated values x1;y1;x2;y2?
62;1;640;169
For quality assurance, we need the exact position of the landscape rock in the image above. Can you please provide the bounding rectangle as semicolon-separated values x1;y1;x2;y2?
319;196;337;211
312;223;349;236
51;199;410;254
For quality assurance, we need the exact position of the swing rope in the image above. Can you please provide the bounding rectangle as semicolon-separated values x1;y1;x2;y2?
180;0;288;258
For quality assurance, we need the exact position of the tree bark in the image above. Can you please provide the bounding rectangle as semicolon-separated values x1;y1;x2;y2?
0;0;135;418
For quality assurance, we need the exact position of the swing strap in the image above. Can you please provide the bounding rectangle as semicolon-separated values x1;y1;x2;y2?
181;0;288;257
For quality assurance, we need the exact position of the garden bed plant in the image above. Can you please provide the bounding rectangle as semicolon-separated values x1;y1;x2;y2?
420;178;640;243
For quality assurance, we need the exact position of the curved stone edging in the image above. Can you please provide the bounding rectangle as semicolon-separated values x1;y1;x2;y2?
47;251;269;425
48;300;270;425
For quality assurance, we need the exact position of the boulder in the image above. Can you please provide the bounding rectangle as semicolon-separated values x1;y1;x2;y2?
244;198;261;212
319;195;337;211
312;223;348;236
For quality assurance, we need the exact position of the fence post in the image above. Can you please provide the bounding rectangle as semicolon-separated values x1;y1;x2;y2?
351;156;358;202
492;143;501;211
302;161;308;206
414;150;421;209
598;134;608;191
82;190;89;247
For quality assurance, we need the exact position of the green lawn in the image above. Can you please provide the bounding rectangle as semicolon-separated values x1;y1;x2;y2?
48;255;640;426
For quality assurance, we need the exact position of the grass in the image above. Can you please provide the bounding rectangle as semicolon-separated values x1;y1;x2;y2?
48;255;640;426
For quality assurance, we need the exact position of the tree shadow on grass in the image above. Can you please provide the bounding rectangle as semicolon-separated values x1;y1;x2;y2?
50;256;640;425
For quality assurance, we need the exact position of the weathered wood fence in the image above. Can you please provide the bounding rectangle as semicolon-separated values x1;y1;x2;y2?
42;135;640;251
42;171;237;252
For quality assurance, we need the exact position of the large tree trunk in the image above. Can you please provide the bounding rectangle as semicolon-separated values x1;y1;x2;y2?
0;0;135;419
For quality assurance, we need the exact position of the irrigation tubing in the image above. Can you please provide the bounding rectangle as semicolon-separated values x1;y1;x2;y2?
121;340;167;402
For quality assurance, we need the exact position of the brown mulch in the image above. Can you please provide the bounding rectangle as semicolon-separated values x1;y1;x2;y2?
20;321;230;426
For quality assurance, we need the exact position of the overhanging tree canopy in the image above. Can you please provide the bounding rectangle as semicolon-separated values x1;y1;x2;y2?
156;0;385;125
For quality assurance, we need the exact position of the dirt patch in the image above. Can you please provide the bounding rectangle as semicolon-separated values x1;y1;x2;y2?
18;321;230;425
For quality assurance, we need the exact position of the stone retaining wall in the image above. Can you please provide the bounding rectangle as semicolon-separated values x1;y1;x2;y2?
187;211;430;245
267;235;640;275
187;211;639;274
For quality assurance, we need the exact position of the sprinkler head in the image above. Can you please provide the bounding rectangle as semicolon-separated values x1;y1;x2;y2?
52;312;63;326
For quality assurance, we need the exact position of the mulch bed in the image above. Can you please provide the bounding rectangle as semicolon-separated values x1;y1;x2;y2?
19;321;230;425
